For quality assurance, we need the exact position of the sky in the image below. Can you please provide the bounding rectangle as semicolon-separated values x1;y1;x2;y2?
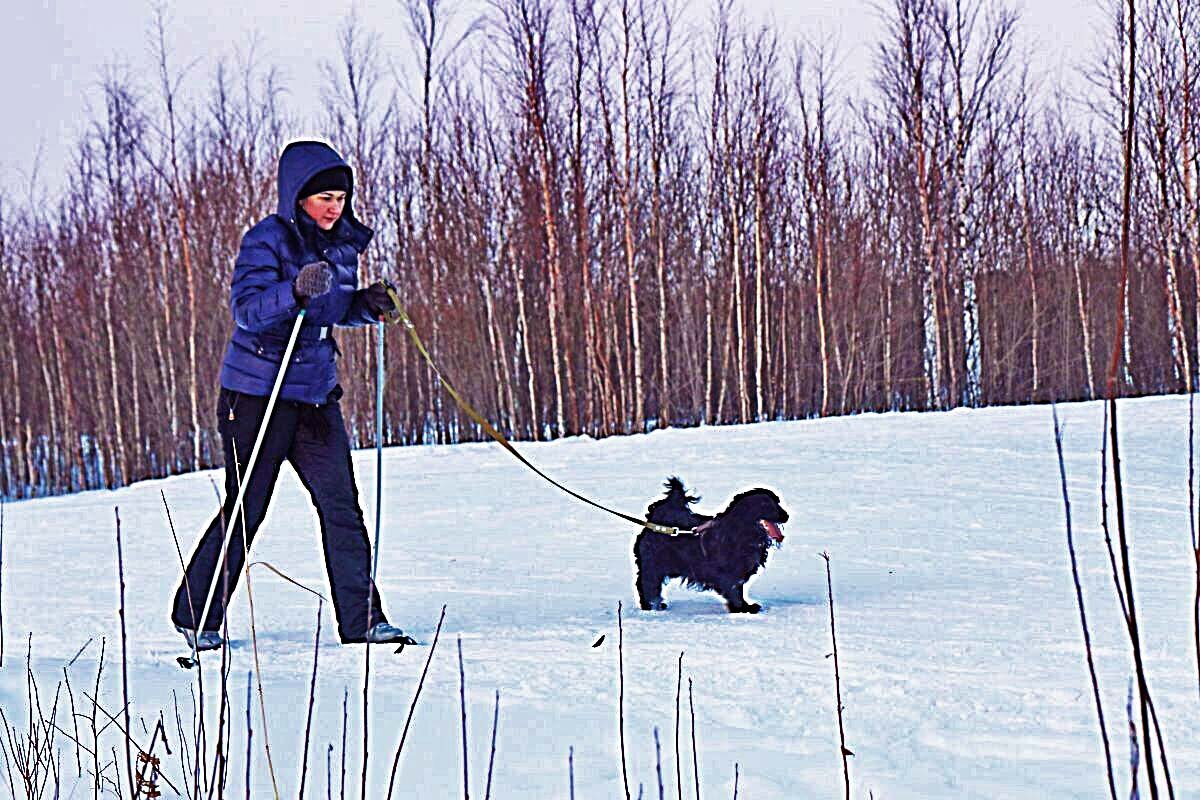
5;0;1106;197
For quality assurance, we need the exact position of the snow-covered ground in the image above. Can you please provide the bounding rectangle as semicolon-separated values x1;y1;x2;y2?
2;396;1198;798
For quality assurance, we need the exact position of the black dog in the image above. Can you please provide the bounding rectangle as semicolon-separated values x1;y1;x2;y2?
634;477;789;613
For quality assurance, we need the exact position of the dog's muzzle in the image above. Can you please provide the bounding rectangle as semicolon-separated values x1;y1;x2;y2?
760;520;785;543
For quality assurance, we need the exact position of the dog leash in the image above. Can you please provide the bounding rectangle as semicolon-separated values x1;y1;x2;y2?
380;284;691;537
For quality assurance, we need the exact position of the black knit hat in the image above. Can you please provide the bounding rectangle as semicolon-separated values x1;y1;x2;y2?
298;166;351;199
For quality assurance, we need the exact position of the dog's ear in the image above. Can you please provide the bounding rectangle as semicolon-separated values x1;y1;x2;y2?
729;488;787;521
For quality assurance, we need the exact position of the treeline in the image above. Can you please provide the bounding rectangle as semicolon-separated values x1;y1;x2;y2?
0;0;1196;499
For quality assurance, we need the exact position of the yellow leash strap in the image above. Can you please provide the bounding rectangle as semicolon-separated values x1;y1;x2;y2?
382;285;686;537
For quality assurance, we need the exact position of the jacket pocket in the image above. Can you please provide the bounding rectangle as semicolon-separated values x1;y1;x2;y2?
252;336;283;358
255;337;306;365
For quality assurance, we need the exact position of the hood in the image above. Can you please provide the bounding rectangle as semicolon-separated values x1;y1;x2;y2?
276;140;373;252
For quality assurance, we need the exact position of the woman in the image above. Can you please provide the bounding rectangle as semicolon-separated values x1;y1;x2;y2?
172;139;408;650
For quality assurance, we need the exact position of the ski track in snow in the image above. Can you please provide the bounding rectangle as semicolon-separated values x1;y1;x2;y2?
2;395;1198;797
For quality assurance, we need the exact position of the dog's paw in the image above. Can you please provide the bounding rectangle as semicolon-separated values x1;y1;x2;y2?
730;603;761;614
641;599;668;611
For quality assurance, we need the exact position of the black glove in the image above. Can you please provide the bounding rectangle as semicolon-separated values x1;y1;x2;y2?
362;281;398;320
294;262;333;303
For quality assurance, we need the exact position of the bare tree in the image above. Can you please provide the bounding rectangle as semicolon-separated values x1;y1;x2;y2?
3;0;1198;503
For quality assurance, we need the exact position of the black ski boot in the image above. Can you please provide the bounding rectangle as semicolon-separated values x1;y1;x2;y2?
365;622;418;647
176;624;223;652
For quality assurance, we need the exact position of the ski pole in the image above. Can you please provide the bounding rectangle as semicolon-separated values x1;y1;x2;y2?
370;283;408;584
179;308;307;669
370;319;384;608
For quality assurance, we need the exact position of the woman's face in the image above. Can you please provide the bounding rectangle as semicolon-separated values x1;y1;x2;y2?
301;191;347;230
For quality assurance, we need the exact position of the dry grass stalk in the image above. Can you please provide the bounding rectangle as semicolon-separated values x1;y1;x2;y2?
485;689;500;800
1051;405;1117;800
688;678;700;800
821;551;851;799
385;604;448;800
618;601;631;800
115;507;135;798
230;446;280;799
459;636;470;800
299;601;324;799
675;651;684;800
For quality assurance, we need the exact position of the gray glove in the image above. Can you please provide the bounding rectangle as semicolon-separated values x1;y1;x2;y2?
294;262;333;302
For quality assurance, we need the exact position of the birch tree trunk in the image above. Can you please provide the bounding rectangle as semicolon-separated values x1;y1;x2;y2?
1019;137;1041;399
50;319;82;492
156;39;201;470
725;165;749;423
916;138;944;409
570;4;598;433
883;274;894;407
621;116;645;431
753;161;766;422
5;325;25;496
481;275;512;432
513;257;539;441
534;129;568;438
0;374;10;496
1178;0;1200;392
815;213;831;416
780;281;790;418
103;264;127;487
32;288;60;488
704;272;714;424
130;331;143;480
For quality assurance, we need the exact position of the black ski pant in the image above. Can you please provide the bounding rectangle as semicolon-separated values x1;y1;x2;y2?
171;387;386;643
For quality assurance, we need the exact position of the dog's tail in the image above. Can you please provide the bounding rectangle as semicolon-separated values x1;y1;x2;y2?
663;476;701;505
646;477;707;528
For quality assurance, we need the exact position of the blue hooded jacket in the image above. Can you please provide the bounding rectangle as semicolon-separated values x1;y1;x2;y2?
219;140;377;404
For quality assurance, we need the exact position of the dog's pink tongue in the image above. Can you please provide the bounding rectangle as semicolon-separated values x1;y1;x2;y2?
760;520;784;543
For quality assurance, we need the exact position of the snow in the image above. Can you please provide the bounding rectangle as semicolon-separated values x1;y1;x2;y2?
2;395;1198;798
